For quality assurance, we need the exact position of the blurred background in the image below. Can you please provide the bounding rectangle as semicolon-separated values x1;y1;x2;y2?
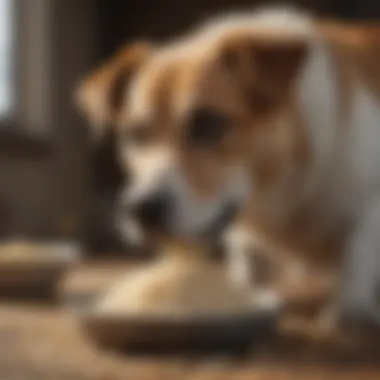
1;0;379;256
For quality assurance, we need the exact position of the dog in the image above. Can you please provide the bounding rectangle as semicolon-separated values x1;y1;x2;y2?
76;7;380;327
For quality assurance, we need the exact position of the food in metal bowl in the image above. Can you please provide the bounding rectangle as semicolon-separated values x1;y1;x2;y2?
95;243;254;316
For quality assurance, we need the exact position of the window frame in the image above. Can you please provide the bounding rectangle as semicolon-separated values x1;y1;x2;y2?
0;0;14;120
0;0;53;154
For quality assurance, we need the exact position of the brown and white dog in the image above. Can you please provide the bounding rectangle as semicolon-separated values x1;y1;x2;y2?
76;7;380;325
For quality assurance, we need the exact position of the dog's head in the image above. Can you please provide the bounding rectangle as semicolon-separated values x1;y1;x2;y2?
76;8;312;245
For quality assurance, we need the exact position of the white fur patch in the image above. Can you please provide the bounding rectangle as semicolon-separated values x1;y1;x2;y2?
197;6;315;42
297;37;340;198
166;165;250;236
340;198;380;322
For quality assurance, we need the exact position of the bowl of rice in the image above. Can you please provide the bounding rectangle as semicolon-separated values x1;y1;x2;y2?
78;243;282;353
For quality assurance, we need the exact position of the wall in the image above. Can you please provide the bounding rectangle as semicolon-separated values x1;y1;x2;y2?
0;0;99;241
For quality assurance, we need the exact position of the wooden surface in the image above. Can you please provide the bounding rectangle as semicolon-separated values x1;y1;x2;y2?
0;261;379;380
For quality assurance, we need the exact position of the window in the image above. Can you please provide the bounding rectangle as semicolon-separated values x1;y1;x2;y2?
0;0;98;151
0;0;53;140
0;0;13;118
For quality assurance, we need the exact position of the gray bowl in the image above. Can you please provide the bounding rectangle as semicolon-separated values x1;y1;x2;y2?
77;292;283;355
0;242;82;300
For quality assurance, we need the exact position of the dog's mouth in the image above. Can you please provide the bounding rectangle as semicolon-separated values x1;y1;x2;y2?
199;202;239;241
118;202;239;248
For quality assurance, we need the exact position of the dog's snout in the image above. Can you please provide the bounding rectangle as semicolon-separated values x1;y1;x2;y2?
130;195;169;230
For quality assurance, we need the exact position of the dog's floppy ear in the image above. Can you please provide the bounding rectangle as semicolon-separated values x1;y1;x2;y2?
74;42;153;140
220;36;307;112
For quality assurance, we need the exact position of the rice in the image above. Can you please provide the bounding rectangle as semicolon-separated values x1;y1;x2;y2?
95;244;253;316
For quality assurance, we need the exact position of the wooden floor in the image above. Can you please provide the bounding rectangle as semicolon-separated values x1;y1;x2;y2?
0;261;379;380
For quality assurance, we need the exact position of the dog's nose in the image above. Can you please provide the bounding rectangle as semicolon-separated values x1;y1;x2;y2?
130;195;169;231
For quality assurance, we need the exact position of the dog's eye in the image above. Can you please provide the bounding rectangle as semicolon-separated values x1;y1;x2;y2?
124;123;151;145
247;88;275;113
185;108;231;147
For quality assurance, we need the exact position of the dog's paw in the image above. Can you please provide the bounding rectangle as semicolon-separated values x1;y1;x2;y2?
339;298;380;330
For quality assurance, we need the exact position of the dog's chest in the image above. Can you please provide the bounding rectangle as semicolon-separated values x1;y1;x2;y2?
246;194;349;266
247;65;380;265
343;80;380;195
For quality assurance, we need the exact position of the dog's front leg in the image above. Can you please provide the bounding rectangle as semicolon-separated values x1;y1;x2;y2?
339;198;380;327
223;222;289;311
223;221;308;287
223;222;256;289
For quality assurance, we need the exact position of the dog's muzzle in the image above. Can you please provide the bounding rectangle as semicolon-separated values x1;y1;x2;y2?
200;202;239;241
120;185;239;244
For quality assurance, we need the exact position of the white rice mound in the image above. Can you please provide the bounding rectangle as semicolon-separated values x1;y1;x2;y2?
95;245;253;316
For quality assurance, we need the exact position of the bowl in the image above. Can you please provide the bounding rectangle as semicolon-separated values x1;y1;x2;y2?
0;241;82;300
77;291;283;355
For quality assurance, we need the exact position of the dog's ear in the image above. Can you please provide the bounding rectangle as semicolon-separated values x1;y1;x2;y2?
74;42;153;140
220;36;307;112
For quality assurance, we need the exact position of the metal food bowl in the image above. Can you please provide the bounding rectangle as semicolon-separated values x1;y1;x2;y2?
0;241;82;300
77;291;283;355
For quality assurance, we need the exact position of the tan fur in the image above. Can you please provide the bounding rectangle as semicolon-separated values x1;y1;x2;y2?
117;34;311;199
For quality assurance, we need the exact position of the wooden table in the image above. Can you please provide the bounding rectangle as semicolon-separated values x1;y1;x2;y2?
0;261;378;380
